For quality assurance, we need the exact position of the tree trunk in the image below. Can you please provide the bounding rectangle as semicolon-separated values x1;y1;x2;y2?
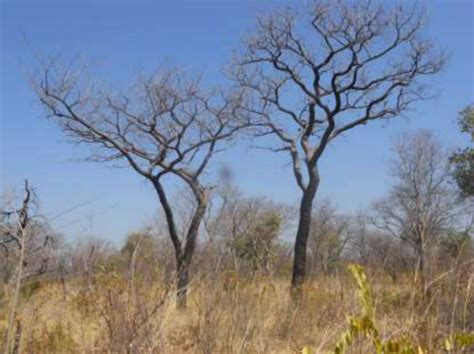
415;244;426;296
175;196;207;310
291;174;320;303
152;177;207;310
176;257;190;309
5;233;26;354
12;322;21;354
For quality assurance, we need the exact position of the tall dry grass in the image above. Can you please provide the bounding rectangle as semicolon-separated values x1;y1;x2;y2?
1;259;473;353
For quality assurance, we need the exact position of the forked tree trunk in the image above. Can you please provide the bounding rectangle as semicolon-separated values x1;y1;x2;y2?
152;178;207;310
291;174;320;303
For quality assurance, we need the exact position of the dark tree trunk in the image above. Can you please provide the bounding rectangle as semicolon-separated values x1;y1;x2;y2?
176;257;190;309
291;173;320;303
152;177;207;310
175;199;206;310
12;321;21;354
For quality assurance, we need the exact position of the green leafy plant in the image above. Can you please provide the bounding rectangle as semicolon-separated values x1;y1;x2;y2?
301;264;474;354
444;332;474;352
333;264;423;354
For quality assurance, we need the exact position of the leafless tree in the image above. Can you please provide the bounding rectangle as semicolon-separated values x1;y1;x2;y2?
346;213;412;281
231;0;445;299
32;62;250;308
1;180;56;353
372;131;469;290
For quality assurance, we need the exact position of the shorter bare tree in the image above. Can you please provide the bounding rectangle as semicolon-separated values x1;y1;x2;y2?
373;131;468;289
347;214;412;281
33;62;249;308
1;180;57;353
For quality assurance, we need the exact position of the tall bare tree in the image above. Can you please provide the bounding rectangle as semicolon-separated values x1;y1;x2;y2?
373;132;467;290
231;0;445;299
32;62;249;308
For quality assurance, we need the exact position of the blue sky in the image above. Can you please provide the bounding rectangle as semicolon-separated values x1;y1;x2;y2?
1;0;473;245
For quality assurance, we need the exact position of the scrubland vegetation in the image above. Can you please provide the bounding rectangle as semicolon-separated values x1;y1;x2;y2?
0;224;473;353
1;135;473;352
1;0;473;352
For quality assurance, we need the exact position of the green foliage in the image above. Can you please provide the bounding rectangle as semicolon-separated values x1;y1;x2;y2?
440;230;472;259
323;231;346;274
327;264;474;353
234;211;282;271
121;231;158;259
332;264;424;354
444;332;474;352
457;105;474;139
20;280;42;300
333;264;379;354
450;104;474;197
100;230;162;279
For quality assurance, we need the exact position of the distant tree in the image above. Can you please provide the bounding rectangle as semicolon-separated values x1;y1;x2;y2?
440;229;473;261
118;230;161;280
234;210;282;273
121;230;158;259
69;237;115;276
450;104;474;197
373;132;466;290
348;214;412;281
232;0;445;300
308;201;349;275
206;186;292;272
32;63;249;309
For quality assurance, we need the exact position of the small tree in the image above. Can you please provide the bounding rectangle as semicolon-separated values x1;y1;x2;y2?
33;62;249;308
234;210;282;273
308;201;349;275
1;180;57;353
232;0;445;299
119;230;161;280
373;132;465;289
349;214;412;281
440;229;473;261
450;104;474;197
206;186;291;273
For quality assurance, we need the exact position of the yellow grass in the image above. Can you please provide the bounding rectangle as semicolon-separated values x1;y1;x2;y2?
1;264;473;353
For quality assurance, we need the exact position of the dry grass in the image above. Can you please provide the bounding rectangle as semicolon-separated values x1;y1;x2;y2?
1;263;473;353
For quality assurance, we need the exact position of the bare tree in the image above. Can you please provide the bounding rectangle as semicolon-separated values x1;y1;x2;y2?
231;0;445;299
372;131;467;290
32;62;249;308
346;213;412;281
1;180;56;353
